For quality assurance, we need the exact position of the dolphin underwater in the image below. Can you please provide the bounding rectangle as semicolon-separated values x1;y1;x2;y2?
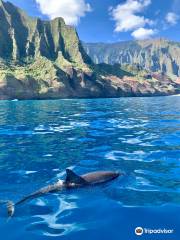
2;169;120;217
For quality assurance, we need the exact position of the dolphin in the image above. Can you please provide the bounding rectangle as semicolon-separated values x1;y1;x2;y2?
2;169;120;217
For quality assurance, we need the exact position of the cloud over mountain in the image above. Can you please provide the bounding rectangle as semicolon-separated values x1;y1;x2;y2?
35;0;91;25
131;27;156;39
166;12;179;25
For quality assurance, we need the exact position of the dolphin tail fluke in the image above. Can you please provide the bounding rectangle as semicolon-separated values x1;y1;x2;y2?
7;201;15;217
0;200;15;217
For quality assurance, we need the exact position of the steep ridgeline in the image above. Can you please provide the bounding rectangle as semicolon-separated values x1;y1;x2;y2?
0;0;90;64
0;0;100;99
84;39;180;77
0;0;179;99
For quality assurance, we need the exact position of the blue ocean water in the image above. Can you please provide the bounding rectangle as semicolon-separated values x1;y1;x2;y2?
0;96;179;240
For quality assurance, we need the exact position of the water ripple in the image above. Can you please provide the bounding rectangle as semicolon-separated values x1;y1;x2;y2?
0;96;179;239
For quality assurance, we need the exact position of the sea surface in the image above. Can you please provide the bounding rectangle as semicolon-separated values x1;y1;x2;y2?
0;96;179;240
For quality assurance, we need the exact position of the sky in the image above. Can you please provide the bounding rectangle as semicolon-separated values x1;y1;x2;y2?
7;0;180;43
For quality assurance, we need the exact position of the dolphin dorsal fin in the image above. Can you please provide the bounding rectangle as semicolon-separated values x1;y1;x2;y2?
65;169;87;185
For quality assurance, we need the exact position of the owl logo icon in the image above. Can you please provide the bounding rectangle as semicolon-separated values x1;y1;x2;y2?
135;227;143;236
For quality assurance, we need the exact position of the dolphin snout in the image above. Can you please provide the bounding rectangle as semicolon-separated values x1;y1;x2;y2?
111;171;120;179
116;171;126;177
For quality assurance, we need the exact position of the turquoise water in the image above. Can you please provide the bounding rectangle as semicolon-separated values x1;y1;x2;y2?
0;96;179;240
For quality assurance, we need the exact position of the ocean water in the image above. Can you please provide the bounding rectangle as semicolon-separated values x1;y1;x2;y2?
0;96;179;240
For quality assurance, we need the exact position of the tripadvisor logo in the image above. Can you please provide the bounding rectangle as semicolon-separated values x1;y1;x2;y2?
135;227;143;236
135;226;174;236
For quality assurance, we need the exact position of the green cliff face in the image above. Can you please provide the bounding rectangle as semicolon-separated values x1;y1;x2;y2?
84;39;180;77
0;0;90;66
0;1;179;99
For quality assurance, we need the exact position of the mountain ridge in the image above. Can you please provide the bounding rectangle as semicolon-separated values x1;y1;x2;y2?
83;38;180;77
0;0;91;65
0;0;179;100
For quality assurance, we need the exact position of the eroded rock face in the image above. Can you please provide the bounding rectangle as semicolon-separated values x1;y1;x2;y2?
84;39;180;77
0;57;105;100
0;0;179;100
0;0;90;64
1;63;179;100
101;75;180;97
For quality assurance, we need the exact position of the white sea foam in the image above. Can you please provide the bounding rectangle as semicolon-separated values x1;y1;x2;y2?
25;171;37;175
52;169;60;172
105;151;117;161
123;138;142;144
56;171;66;179
43;154;53;157
70;121;89;127
49;125;73;132
35;199;46;206
34;125;46;131
68;137;76;141
117;124;134;129
125;186;159;192
105;150;149;161
11;170;37;175
135;176;151;186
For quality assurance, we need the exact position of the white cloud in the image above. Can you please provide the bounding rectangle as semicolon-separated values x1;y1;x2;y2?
131;27;156;40
35;0;91;25
110;0;153;32
165;12;179;25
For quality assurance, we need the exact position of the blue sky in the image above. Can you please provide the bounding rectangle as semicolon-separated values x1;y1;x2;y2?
7;0;180;42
